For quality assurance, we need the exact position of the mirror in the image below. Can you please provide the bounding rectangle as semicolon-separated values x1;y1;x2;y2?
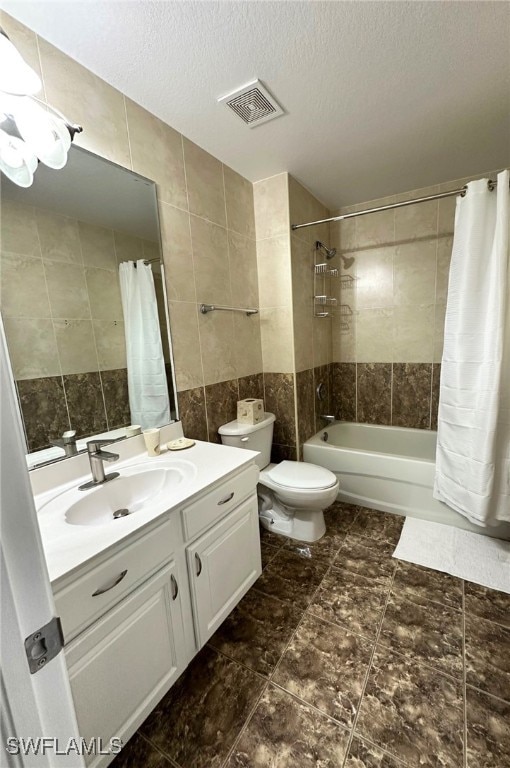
0;146;177;468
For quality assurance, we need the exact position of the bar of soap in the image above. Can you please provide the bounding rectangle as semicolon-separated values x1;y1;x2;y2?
166;437;196;451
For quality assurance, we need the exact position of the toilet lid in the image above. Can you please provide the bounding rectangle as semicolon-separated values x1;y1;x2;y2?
267;461;337;490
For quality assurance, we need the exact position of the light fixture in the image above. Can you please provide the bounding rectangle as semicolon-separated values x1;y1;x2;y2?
0;27;82;187
0;128;37;187
12;96;71;169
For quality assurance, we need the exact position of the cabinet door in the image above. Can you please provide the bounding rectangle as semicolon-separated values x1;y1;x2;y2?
187;494;261;647
65;561;185;767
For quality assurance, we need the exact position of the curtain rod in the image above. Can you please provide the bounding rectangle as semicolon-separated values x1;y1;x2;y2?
291;178;503;231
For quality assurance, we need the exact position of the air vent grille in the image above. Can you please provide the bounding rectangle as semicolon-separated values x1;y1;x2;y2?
218;80;284;128
227;88;275;124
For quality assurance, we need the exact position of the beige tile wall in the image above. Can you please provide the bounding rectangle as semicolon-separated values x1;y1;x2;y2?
0;11;261;395
253;173;333;376
288;176;332;372
329;175;495;365
254;174;294;374
253;174;334;455
0;200;165;378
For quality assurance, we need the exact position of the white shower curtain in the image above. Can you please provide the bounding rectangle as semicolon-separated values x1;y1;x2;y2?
119;260;171;429
434;170;510;526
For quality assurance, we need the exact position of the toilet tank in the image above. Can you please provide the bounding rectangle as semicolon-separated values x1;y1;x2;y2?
218;413;275;469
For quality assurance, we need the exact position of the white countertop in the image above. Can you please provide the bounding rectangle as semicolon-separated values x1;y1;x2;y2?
35;440;259;585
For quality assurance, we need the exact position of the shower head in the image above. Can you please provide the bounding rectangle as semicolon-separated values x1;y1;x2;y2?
315;241;337;259
316;240;354;269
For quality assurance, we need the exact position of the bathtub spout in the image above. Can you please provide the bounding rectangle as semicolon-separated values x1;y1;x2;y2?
320;414;335;424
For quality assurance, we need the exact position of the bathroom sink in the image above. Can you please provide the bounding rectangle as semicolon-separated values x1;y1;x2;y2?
40;462;196;527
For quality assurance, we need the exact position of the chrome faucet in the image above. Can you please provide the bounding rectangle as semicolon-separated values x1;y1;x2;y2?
320;414;336;424
78;439;120;491
50;429;78;457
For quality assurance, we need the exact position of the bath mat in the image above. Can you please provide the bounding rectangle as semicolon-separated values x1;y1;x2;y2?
393;517;510;593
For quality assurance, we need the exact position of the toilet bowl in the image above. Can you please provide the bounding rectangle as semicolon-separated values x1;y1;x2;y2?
218;413;339;542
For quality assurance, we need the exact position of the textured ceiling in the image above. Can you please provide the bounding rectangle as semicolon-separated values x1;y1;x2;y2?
4;0;510;209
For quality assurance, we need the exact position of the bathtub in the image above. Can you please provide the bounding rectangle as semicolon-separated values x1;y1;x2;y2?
304;422;510;539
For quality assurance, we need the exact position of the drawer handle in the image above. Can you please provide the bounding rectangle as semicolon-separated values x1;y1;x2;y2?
217;492;234;505
195;553;202;577
92;569;128;597
171;574;179;600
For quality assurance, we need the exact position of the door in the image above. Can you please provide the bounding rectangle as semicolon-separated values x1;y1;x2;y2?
187;495;261;647
0;321;84;768
65;560;186;768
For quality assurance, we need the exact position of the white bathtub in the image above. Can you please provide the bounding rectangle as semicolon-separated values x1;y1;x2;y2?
304;422;510;540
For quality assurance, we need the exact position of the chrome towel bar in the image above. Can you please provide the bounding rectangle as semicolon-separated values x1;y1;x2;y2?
200;304;258;316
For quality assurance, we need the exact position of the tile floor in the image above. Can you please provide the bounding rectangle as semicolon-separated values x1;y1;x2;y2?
112;503;510;768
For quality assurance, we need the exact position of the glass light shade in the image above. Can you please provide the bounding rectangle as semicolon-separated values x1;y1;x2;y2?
11;97;71;169
0;32;42;96
0;128;37;187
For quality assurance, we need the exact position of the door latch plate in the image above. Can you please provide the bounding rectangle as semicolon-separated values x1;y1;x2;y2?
24;616;64;674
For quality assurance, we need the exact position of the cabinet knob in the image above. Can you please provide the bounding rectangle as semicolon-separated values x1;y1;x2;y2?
195;553;202;577
92;569;128;597
170;574;179;600
217;491;234;505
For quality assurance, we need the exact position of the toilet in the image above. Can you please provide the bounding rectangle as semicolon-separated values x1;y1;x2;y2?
218;412;339;542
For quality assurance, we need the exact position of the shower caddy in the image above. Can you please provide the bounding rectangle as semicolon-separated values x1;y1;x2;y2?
313;249;354;329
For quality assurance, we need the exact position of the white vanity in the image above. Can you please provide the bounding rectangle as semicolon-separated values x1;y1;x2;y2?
31;426;261;767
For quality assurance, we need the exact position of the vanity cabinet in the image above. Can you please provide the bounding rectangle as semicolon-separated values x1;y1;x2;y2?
187;494;261;646
65;560;186;766
52;461;261;768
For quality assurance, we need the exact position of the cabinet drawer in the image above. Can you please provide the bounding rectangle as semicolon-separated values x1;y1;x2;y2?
181;463;259;541
55;518;173;643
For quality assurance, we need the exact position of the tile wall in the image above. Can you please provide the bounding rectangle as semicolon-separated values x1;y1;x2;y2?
253;174;297;460
251;173;336;459
288;177;334;454
0;11;263;447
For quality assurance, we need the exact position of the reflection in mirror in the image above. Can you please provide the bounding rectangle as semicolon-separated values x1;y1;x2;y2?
0;145;177;468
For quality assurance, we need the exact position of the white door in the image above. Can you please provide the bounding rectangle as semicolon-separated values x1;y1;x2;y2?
187;495;261;647
65;560;186;768
0;322;84;768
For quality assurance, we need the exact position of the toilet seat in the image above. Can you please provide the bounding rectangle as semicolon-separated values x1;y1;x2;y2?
266;460;337;490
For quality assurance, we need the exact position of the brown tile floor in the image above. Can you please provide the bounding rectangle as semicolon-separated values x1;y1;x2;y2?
112;503;510;768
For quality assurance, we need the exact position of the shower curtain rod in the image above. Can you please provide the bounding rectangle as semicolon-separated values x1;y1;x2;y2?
291;178;504;231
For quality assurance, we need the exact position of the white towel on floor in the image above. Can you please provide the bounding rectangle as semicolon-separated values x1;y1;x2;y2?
393;517;510;594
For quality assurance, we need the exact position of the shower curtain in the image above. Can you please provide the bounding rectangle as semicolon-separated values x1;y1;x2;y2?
434;169;510;526
119;260;171;429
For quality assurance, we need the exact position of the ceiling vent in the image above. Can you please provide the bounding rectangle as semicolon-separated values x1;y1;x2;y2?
218;80;284;128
